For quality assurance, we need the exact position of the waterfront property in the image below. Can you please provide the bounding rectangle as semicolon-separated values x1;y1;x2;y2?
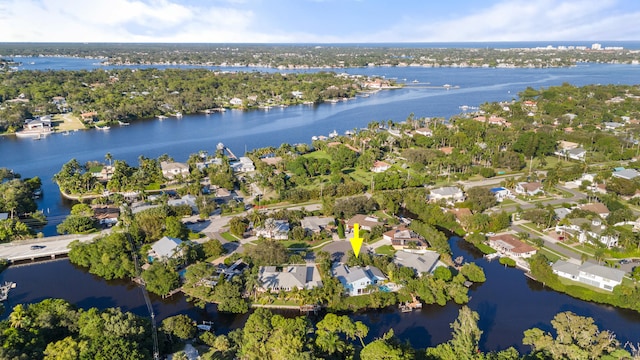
383;226;429;249
332;264;387;296
488;234;537;258
552;260;625;291
258;264;323;292
612;168;640;180
393;250;441;276
161;161;190;179
230;157;256;172
150;236;184;262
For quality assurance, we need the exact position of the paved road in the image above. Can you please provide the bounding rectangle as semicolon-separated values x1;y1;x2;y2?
0;230;110;262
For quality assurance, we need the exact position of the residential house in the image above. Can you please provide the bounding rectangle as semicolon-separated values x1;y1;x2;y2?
150;236;184;261
230;157;255;172
448;208;472;225
552;260;624;291
488;234;537;258
332;264;387;296
161;161;189;180
371;161;391;173
346;214;383;231
612;168;640;180
213;187;234;203
255;219;290;240
195;157;222;171
229;97;243;106
565;148;587;161
490;187;512;202
258;264;322;292
554;207;571;220
92;205;119;226
168;194;198;213
428;186;465;203
90;165;115;182
515;182;544;196
579;203;610;219
393;250;441;276
300;216;335;234
383;227;429;249
555;218;619;248
604;122;624;130
415;127;433;137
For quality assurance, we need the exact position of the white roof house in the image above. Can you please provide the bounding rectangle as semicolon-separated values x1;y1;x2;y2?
552;260;625;291
332;264;387;296
255;219;290;240
150;236;183;261
230;157;255;172
428;186;465;203
612;168;640;180
393;250;441;276
167;194;198;213
258;265;322;292
161;161;189;179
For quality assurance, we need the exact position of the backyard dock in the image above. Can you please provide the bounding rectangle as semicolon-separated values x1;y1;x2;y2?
0;281;16;301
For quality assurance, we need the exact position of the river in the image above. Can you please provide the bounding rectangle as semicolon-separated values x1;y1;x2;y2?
1;237;639;352
1;57;640;352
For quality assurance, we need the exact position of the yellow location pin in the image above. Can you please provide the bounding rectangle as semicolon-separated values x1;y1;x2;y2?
350;223;364;258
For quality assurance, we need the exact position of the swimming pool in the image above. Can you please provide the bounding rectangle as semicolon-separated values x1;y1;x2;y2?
379;285;392;292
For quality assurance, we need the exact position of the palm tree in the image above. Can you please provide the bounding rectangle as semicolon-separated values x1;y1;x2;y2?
105;152;113;166
9;304;30;329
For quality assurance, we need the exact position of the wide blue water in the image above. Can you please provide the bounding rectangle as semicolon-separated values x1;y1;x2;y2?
0;57;639;352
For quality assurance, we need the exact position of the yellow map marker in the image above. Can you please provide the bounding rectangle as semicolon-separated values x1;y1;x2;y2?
350;223;364;258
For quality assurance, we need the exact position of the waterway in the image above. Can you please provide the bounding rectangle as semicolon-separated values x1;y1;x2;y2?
1;57;640;352
1;237;639;352
2;59;639;235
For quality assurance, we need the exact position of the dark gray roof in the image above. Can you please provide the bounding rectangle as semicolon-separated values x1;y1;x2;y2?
552;260;580;277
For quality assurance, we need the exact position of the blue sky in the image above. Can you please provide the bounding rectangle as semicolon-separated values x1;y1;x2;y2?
1;0;639;42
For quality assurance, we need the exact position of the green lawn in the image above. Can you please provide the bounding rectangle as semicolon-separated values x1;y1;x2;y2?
538;248;562;262
375;245;396;256
220;232;240;242
302;150;331;161
345;167;374;186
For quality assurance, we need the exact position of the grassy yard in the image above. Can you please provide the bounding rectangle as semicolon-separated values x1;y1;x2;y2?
375;245;396;256
538;248;562;262
345;167;373;186
220;232;240;242
52;113;86;132
302;150;331;161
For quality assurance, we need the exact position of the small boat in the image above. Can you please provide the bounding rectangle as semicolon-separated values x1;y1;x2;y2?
311;136;319;141
118;120;130;126
62;130;70;135
328;130;338;138
345;130;355;136
158;115;167;120
175;112;183;118
96;126;110;131
412;79;419;83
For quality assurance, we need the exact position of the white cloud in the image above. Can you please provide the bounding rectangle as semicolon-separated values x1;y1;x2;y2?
0;0;638;42
362;0;640;42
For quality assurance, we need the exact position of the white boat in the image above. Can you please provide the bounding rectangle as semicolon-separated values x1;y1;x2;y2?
158;115;167;120
62;130;70;135
175;112;183;118
329;130;338;138
412;79;419;83
96;126;111;131
311;136;319;141
118;120;130;126
345;130;355;136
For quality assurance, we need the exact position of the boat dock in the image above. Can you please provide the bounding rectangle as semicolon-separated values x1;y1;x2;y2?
484;252;500;261
399;296;423;312
0;281;16;301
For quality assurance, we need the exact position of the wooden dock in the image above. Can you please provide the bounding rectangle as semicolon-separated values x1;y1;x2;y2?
162;287;183;299
0;281;16;301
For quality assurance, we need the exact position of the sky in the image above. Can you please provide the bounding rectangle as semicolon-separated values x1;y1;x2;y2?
1;0;640;43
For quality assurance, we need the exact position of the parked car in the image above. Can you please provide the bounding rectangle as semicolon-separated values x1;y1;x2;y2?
30;245;46;250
